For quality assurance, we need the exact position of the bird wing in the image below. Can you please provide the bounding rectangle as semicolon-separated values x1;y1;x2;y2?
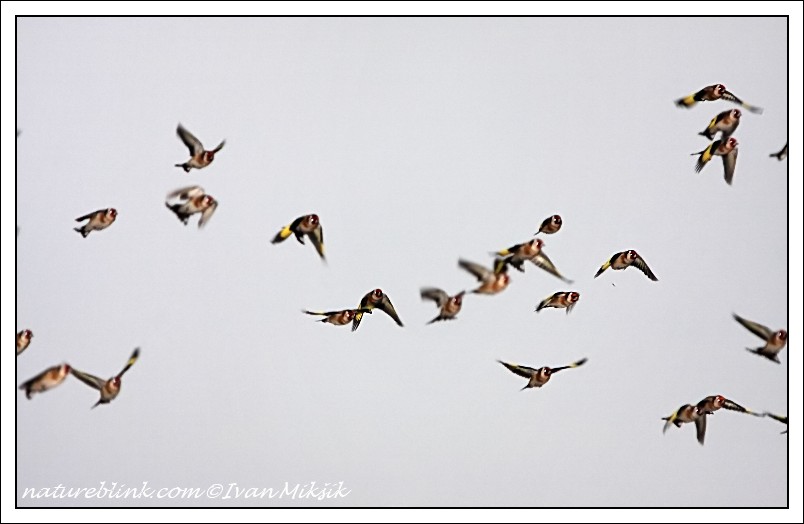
117;348;140;378
378;294;404;326
166;186;205;202
198;201;218;228
721;91;763;114
70;368;106;390
695;414;707;445
532;252;572;283
498;360;537;379
722;148;738;185
307;225;325;260
211;140;226;153
632;255;658;281
764;412;787;425
459;259;491;282
550;358;588;373
733;314;774;340
420;288;449;307
535;294;555;312
75;210;103;222
177;124;204;156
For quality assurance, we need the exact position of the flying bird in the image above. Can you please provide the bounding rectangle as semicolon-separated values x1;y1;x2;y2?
303;309;371;326
770;143;787;161
19;364;71;399
459;259;511;295
174;124;225;172
271;214;325;261
693;395;761;445
535;291;580;314
420;288;465;324
74;208;117;238
498;358;587;390
699;109;741;141
71;348;140;409
594;250;657;281
675;84;763;114
165;186;218;228
351;289;404;332
535;215;563;235
662;404;702;439
733;313;787;363
693;137;739;185
763;412;788;434
16;329;33;356
492;238;544;272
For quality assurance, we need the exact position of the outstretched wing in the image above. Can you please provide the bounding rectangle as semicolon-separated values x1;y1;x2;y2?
722;148;738;185
550;358;588;373
211;140;226;153
70;368;106;390
721;91;763;114
733;314;774;340
177;124;204;156
532;252;572;283
117;348;140;378
459;259;491;282
378;294;404;327
75;210;103;222
695;414;707;445
497;360;537;379
632;255;658;281
420;288;449;307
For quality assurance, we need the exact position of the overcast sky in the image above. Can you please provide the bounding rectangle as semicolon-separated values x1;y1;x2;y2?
5;13;803;516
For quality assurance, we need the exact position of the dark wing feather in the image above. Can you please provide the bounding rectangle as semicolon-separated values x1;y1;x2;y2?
176;124;203;156
378;295;404;327
632;255;658;281
420;288;449;307
733;314;774;340
498;360;537;379
117;348;140;378
307;225;325;260
722;148;738;185
532;252;573;283
70;368;106;390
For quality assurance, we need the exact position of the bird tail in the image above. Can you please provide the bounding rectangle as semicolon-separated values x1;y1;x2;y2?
271;225;293;244
175;163;190;172
74;227;88;238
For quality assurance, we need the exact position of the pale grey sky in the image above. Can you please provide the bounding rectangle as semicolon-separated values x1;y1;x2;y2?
7;15;801;512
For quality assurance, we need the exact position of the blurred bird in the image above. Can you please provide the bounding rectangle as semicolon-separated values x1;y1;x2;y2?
733;313;787;363
459;259;511;295
16;329;33;356
492;238;544;272
693;137;739;185
662;404;702;438
19;364;71;399
535;291;580;314
74;208;117;238
420;288;465;324
303;309;371;326
594;250;657;281
699;109;741;141
498;358;587;390
675;84;763;114
174;124;225;172
71;348;140;409
770;143;787;161
693;395;761;445
165;186;218;228
351;289;404;331
763;412;788;434
535;215;563;235
271;214;325;261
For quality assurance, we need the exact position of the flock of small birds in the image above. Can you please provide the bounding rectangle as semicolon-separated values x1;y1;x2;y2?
17;83;789;444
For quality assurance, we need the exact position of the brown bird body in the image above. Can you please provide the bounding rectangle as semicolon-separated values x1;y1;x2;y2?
165;186;218;228
16;329;33;356
733;314;787;363
351;289;404;331
535;291;580;314
175;124;225;172
71;348;140;408
420;288;465;324
459;259;510;295
271;214;325;261
74;208;117;237
498;358;587;390
595;250;657;281
303;309;369;326
19;364;71;399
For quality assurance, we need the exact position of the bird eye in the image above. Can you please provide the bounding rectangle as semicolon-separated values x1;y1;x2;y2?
544;367;551;375
571;292;579;300
717;84;725;92
373;289;383;297
310;214;319;223
734;109;741;118
778;330;787;339
64;364;71;373
553;215;561;223
27;330;33;337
